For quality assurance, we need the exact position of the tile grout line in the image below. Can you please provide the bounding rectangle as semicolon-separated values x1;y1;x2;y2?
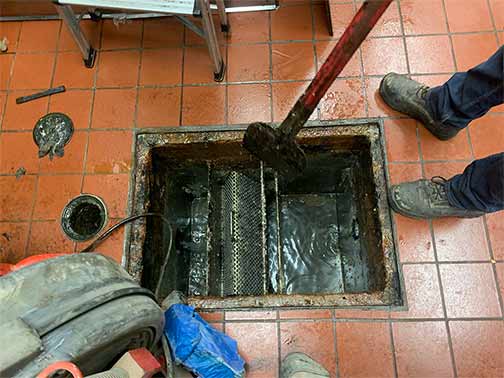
82;20;104;178
179;24;188;126
482;214;504;319
355;0;368;119
133;20;145;131
309;0;321;121
276;316;282;378
332;309;341;378
441;0;458;73
268;9;274;123
0;21;23;132
388;321;399;378
25;20;65;257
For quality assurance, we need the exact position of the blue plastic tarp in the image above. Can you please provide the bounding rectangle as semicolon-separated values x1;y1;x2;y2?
164;304;245;378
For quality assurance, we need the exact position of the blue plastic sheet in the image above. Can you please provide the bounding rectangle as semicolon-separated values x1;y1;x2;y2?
164;304;245;378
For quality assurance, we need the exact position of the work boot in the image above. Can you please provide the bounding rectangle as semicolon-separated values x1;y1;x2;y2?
281;353;330;378
389;177;485;219
379;73;460;141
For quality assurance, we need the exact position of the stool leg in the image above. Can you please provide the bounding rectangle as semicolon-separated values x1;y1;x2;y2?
215;0;229;32
198;0;225;82
55;4;96;68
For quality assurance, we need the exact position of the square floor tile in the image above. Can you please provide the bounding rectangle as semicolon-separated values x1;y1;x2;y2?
33;175;82;220
361;37;407;75
364;77;403;118
82;174;129;218
391;264;444;318
450;321;504;378
225;311;277;320
445;0;493;32
53;52;96;89
0;55;13;90
392;321;453;378
400;0;448;35
490;0;504;30
27;220;74;255
486;212;504;260
228;84;271;125
143;18;183;48
85;130;132;174
384;119;420;162
17;21;60;52
452;33;499;72
228;44;270;82
394;214;435;262
433;218;490;261
271;4;313;41
181;86;225;126
10;53;55;90
387;163;422;185
59;20;101;52
227;12;270;43
406;36;455;74
440;263;501;318
423;161;469;181
419;127;471;161
272;42;315;81
140;48;183;86
49;90;92;130
0;176;36;221
468;114;504;158
183;46;226;85
410;74;453;88
2;90;48;131
315;41;361;76
334;309;389;319
0;222;29;263
0;22;21;53
366;0;402;37
97;51;140;88
320;78;366;120
320;3;354;39
101;20;142;50
279;309;332;319
198;311;223;322
337;322;394;378
226;322;278;378
39;130;87;174
137;87;181;127
0;132;40;174
92;89;136;129
281;321;336;377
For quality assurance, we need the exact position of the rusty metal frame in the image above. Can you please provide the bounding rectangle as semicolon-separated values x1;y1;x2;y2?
126;119;403;309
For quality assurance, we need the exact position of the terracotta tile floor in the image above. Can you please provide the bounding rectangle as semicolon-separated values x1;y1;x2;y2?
0;0;503;376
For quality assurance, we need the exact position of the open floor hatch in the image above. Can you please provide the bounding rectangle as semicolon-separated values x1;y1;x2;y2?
127;121;402;309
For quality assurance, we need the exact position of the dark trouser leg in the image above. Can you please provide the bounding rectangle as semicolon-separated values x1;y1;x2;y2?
427;46;504;129
447;153;504;213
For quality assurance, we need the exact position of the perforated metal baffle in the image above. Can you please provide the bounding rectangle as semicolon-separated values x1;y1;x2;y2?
218;170;267;296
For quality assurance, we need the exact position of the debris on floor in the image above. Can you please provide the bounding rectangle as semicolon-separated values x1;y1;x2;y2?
164;303;245;378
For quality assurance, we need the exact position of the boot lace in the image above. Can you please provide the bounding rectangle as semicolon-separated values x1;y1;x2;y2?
429;176;448;201
415;85;430;100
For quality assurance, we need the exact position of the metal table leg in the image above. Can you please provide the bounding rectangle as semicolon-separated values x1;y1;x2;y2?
198;0;225;82
54;4;97;68
215;0;229;32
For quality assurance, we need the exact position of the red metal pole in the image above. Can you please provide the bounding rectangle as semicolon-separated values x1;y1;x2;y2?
278;0;393;138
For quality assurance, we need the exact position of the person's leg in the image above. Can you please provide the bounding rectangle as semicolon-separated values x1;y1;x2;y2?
379;46;504;140
428;46;504;130
447;153;504;213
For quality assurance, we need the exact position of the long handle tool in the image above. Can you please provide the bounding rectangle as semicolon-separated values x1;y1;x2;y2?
243;0;393;176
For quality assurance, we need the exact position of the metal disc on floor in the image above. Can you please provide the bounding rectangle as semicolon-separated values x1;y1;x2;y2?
33;112;74;159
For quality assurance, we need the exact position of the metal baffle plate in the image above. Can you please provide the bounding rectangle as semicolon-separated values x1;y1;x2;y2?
33;112;74;160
